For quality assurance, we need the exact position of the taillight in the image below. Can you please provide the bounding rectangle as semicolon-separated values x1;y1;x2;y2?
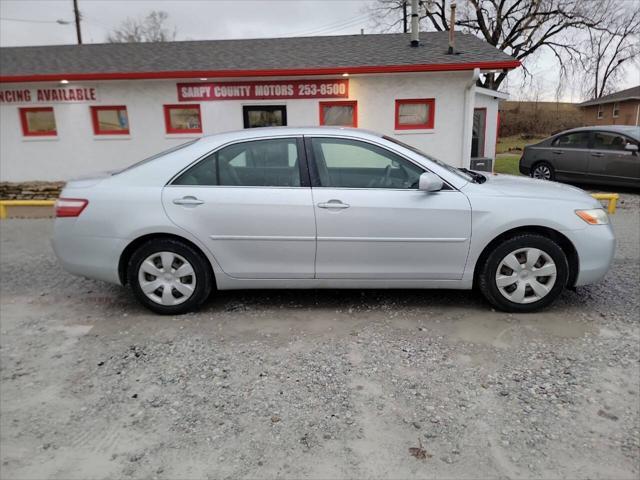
55;198;88;217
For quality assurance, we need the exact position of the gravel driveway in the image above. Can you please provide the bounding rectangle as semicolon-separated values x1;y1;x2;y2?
1;203;639;479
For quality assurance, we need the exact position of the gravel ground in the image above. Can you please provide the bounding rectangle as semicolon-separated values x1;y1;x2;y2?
1;203;639;479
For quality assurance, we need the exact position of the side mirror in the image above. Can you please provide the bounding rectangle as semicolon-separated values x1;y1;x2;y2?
418;172;444;192
625;143;639;152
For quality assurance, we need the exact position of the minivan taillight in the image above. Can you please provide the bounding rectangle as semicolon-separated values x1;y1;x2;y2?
55;198;88;217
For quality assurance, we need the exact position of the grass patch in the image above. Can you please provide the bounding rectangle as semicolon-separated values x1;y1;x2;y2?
496;134;546;154
494;154;522;176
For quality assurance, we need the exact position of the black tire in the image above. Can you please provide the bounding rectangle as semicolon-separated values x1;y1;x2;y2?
530;161;555;181
477;234;569;313
127;238;213;315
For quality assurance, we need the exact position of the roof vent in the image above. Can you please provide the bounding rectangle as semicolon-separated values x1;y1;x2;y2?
410;0;419;47
448;2;456;54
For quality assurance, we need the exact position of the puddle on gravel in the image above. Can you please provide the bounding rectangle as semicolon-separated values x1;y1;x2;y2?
450;314;595;348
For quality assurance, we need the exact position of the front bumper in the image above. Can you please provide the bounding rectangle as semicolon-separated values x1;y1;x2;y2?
51;218;127;285
567;223;616;287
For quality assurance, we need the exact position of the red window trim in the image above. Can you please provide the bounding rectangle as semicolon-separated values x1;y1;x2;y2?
474;107;487;157
19;107;57;137
90;105;129;135
395;98;435;130
163;104;202;134
319;100;358;127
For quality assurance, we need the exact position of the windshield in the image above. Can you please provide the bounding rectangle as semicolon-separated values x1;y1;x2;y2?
113;138;200;175
382;135;474;183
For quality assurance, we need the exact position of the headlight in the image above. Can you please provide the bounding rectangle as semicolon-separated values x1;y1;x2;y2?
576;208;609;225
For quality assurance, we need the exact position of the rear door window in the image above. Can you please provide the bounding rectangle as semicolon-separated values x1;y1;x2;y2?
172;138;302;187
551;132;590;149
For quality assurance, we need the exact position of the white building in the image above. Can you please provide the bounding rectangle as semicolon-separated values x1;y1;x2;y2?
0;32;517;182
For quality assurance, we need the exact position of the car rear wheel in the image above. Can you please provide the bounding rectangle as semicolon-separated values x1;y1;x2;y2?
128;238;213;315
531;161;555;181
478;234;568;313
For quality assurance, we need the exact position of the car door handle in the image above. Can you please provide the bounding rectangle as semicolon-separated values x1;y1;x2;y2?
591;152;605;157
552;150;564;154
317;200;350;209
173;196;204;206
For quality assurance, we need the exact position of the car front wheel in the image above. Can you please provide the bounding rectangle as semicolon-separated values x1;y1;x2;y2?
478;234;569;312
128;238;213;315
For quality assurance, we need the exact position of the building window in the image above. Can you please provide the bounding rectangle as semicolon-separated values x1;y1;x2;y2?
19;107;57;136
597;104;603;119
91;106;129;135
319;101;357;127
395;99;435;130
243;105;287;128
164;104;202;134
612;102;620;118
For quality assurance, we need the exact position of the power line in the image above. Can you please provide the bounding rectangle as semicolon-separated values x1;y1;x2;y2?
0;16;68;24
283;14;373;37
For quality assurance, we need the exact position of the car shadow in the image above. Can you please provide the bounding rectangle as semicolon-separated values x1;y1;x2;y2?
204;287;485;313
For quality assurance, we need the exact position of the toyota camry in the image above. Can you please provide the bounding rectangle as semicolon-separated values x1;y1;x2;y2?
52;127;615;314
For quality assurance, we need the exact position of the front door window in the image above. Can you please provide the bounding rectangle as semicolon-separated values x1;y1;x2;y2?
309;137;423;189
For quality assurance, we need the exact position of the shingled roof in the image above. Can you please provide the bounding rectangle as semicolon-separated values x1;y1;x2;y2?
0;31;519;82
578;85;640;107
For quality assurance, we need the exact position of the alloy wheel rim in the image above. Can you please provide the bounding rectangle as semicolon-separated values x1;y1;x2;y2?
495;248;557;304
138;251;196;306
533;165;551;180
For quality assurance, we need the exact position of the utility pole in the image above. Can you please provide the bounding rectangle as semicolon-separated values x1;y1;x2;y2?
403;0;408;33
73;0;82;44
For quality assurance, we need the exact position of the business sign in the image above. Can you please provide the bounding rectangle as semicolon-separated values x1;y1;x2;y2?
177;79;349;101
0;86;98;104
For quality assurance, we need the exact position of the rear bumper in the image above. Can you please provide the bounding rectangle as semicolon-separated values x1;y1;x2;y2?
518;157;530;175
567;224;616;287
51;219;126;285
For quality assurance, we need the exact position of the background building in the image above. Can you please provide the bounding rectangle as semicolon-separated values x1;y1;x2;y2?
579;85;640;127
0;32;518;182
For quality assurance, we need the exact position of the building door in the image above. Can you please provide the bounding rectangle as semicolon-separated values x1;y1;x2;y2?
307;136;472;280
243;105;287;128
471;108;486;157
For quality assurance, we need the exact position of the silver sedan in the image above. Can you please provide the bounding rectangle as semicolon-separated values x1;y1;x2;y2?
52;127;615;314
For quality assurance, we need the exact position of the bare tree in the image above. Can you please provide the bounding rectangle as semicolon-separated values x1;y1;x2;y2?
579;8;640;99
366;0;628;91
107;11;176;43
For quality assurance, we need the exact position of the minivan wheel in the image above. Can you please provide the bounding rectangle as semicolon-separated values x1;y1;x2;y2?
478;234;569;313
531;161;555;181
128;238;213;315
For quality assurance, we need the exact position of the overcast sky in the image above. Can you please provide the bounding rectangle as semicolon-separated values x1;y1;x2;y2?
0;0;637;102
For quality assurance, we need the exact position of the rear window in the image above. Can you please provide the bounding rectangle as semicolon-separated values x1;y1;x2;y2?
551;132;589;149
113;139;200;174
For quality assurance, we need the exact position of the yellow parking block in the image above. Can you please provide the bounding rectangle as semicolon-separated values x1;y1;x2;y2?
590;193;619;214
0;200;56;219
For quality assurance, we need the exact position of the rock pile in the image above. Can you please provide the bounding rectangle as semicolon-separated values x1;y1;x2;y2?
0;182;64;200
